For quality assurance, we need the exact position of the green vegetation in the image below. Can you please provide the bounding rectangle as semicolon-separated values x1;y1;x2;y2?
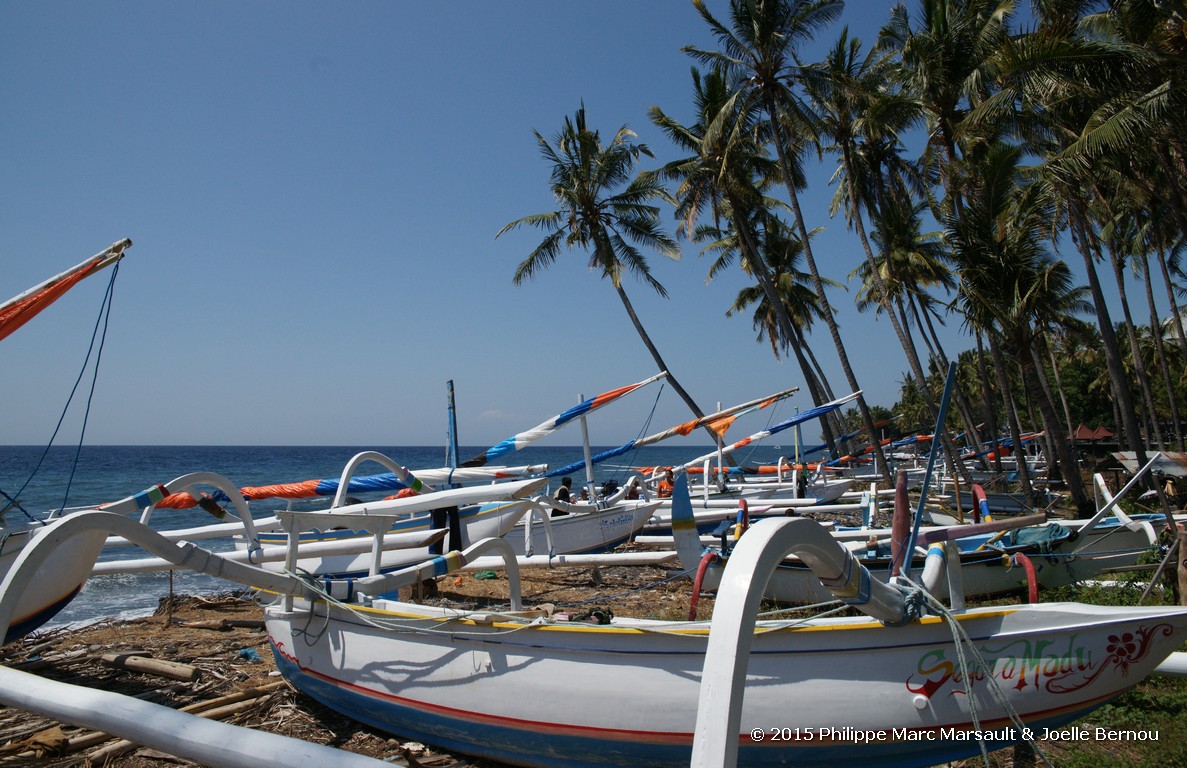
503;0;1187;514
962;559;1187;767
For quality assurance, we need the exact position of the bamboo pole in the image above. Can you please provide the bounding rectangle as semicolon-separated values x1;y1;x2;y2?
1178;528;1187;607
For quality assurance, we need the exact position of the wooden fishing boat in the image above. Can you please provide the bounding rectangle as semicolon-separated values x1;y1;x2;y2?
508;497;659;557
672;476;1160;606
260;478;1187;768
265;596;1187;768
936;486;1061;515
0;522;108;642
107;458;551;580
2;473;1185;767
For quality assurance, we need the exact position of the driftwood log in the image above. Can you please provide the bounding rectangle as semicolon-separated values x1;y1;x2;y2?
100;652;201;682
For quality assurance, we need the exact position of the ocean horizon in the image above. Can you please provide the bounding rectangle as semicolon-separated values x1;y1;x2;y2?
1;441;800;629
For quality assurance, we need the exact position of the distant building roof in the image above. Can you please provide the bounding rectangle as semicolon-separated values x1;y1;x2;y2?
1112;451;1187;478
1073;423;1116;441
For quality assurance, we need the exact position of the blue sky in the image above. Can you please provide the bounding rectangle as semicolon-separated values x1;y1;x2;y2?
0;1;1103;449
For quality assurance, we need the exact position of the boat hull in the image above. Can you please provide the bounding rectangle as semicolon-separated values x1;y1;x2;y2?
265;600;1187;768
0;524;107;642
508;503;655;557
245;499;532;578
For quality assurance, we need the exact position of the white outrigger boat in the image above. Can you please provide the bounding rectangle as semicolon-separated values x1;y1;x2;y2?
0;239;132;641
260;476;1187;767
672;464;1163;607
2;473;1185;768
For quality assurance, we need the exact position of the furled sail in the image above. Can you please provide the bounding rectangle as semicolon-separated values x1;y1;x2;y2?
142;465;546;510
674;391;861;472
0;239;131;343
460;372;668;468
545;387;799;478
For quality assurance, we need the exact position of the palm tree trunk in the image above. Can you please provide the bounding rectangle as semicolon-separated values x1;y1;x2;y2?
1108;244;1165;449
1025;344;1087;517
843;152;967;483
1045;340;1076;441
903;296;938;366
911;294;988;458
1142;250;1185;451
1070;207;1149;470
972;333;1002;472
987;333;1034;490
612;283;716;444
1023;346;1060;472
767;117;891;485
786;329;838;453
1157;245;1187;363
797;328;847;452
727;194;839;455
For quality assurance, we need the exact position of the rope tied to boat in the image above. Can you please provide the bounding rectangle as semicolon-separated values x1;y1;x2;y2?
901;575;1055;768
879;582;926;628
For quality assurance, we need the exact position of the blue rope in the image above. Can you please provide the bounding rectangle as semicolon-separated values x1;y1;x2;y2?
0;261;121;523
59;260;120;514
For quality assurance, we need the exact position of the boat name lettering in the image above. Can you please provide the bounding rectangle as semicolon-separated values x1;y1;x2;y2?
908;624;1175;697
907;634;1095;697
598;513;634;530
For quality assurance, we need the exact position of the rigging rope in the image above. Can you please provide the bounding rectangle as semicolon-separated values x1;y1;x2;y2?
901;575;1055;768
0;260;121;523
605;380;665;488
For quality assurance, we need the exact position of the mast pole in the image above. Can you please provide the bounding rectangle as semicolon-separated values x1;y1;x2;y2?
578;393;596;500
445;380;460;488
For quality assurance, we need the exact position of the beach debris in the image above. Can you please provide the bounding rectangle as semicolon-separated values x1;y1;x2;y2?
100;651;201;682
0;724;69;757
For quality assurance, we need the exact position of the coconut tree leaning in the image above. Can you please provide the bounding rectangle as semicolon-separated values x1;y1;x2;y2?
498;104;713;433
686;0;893;484
703;209;845;432
806;27;972;483
650;65;846;452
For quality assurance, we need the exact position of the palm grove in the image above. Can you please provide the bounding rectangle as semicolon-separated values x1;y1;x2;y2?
499;0;1187;515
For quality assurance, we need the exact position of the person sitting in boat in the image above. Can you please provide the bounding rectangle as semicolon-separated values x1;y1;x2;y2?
625;478;642;500
657;469;675;498
552;476;573;517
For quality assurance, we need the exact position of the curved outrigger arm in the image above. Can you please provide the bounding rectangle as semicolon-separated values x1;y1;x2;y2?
691;513;920;768
329;451;434;509
89;471;265;557
0;511;521;642
0;511;318;642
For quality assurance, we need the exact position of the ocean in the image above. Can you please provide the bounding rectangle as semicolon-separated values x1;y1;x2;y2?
0;442;794;629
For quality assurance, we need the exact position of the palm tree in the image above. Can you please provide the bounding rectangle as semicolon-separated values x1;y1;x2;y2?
710;213;844;426
804;30;979;480
651;65;846;452
686;0;893;483
879;0;1014;219
499;105;711;428
947;142;1091;511
980;0;1185;464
